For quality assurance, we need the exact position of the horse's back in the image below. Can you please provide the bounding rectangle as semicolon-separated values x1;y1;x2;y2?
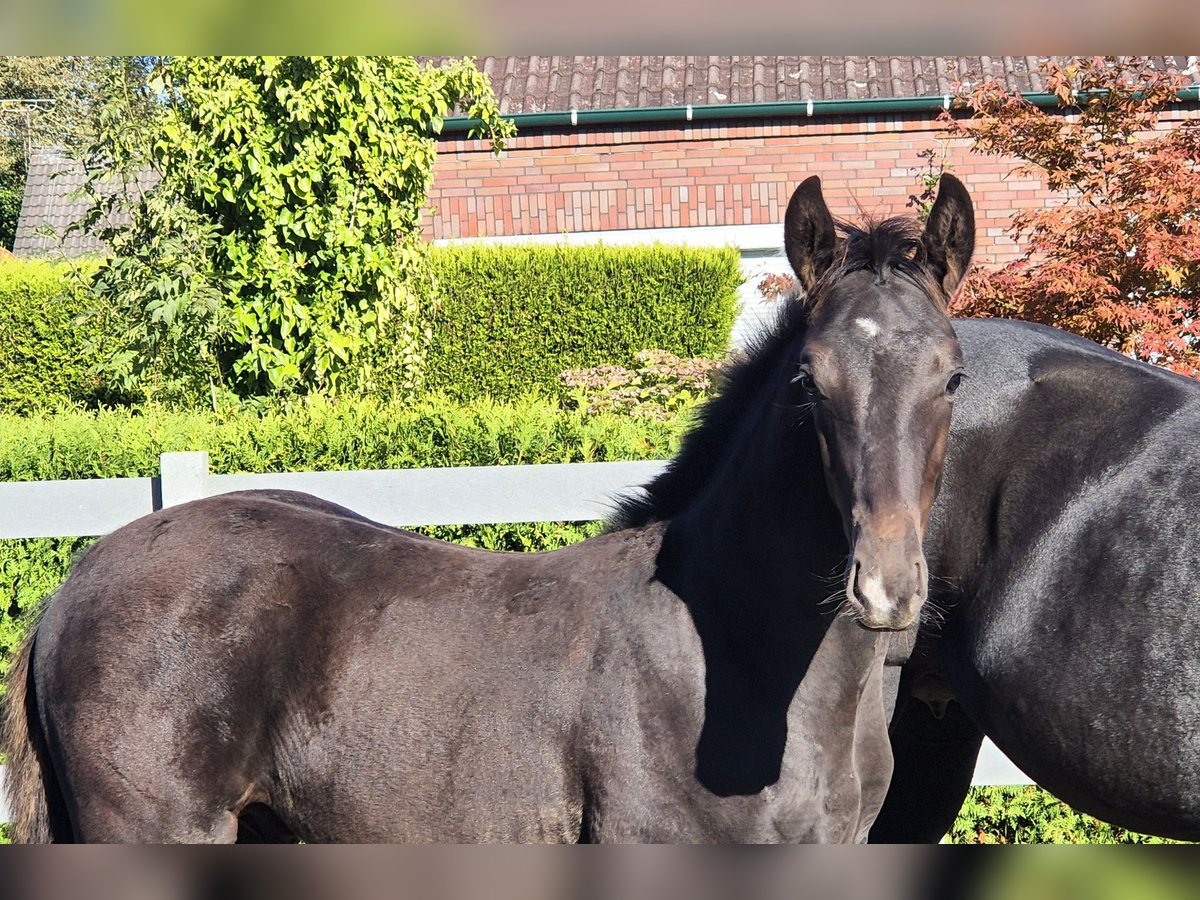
31;490;661;841
936;320;1200;839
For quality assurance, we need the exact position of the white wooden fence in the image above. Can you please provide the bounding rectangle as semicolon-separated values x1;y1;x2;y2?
0;453;1032;824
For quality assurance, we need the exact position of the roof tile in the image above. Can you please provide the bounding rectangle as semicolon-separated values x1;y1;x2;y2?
422;56;1195;114
13;152;159;256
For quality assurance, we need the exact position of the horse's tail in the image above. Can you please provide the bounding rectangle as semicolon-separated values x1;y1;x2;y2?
2;623;69;842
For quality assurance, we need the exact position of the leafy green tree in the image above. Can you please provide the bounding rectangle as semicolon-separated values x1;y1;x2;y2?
81;56;512;406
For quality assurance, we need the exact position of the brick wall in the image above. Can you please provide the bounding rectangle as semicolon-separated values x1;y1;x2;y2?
426;106;1199;268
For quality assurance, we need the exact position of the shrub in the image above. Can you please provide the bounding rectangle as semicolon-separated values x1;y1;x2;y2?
413;243;741;402
0;257;122;413
947;56;1200;375
0;395;684;480
0;536;93;697
76;56;513;403
950;786;1181;844
1;244;742;411
560;349;724;420
0;170;22;251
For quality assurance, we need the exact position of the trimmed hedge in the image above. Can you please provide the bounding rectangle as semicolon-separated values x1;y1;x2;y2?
0;258;112;413
418;243;740;401
0;244;742;411
0;396;684;481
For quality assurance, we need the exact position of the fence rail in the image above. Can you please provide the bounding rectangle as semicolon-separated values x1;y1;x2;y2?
0;453;1032;826
0;452;671;538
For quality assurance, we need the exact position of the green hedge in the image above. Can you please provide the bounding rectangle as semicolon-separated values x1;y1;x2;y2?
0;244;742;411
417;243;740;401
0;258;114;413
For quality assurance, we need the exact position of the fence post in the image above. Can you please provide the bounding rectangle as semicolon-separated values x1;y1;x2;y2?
159;452;211;508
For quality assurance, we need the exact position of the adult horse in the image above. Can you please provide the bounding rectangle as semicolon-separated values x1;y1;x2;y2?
2;175;975;843
872;317;1200;843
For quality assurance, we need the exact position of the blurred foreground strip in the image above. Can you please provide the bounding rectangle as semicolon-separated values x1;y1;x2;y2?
6;847;1197;900
0;1;1197;52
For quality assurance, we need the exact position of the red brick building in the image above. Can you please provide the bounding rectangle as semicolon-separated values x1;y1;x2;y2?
422;56;1198;344
425;55;1200;267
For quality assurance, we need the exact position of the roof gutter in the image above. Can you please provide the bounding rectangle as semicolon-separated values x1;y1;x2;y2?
441;87;1200;134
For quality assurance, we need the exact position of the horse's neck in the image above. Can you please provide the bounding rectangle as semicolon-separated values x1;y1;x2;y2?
661;415;844;615
922;378;1030;601
657;421;889;803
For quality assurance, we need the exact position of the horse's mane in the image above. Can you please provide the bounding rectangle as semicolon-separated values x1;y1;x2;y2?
611;215;940;529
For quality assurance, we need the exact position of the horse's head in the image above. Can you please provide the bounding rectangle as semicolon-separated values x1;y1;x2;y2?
784;174;973;631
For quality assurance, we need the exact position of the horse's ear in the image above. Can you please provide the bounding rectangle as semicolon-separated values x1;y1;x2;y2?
784;176;838;294
920;173;975;298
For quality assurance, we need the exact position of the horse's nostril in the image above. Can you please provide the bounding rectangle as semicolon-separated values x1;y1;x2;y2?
847;561;864;606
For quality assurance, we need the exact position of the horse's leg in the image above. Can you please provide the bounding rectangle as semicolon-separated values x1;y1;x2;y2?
867;691;983;843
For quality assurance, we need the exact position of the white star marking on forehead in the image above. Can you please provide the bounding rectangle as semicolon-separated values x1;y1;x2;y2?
854;317;881;338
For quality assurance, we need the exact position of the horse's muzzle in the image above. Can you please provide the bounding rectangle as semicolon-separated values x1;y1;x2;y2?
845;522;927;631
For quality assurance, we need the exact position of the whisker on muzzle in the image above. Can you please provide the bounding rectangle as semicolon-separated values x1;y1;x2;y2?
918;594;948;630
817;587;848;608
836;603;865;625
813;556;853;586
927;571;960;592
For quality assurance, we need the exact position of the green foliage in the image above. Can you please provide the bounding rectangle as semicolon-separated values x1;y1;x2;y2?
416;243;741;402
0;258;128;412
57;57;228;407
422;521;604;554
0;57;119;172
906;140;953;222
949;786;1181;844
968;851;1194;900
0;242;742;410
0;165;23;250
0;396;683;481
560;349;724;420
80;56;513;405
83;199;233;407
0;536;93;701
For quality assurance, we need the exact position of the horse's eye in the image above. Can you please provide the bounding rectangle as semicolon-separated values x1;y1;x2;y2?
945;372;964;398
792;368;818;396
